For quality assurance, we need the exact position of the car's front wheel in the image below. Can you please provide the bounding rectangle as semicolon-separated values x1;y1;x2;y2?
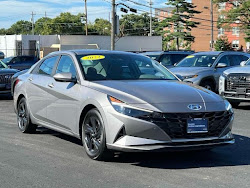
200;80;215;91
17;97;37;133
82;108;111;160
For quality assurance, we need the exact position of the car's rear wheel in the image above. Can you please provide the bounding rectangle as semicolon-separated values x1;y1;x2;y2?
200;80;215;91
17;98;37;133
82;108;111;160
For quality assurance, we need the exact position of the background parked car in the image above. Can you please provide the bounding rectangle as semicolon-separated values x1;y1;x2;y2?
219;58;250;107
0;60;19;94
0;51;5;59
141;51;194;68
170;51;250;92
1;56;38;70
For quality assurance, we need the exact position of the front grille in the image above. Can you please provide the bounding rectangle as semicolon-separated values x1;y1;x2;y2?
226;73;250;92
139;111;232;139
0;74;13;84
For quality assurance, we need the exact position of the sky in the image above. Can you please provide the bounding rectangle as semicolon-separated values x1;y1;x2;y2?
0;0;168;29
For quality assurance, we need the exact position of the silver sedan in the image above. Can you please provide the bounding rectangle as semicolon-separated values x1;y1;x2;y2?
13;50;234;160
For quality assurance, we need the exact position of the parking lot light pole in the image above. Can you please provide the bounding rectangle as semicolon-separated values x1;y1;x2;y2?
111;0;115;50
84;0;88;36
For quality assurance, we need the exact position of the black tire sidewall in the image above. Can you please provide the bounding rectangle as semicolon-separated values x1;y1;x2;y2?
201;80;215;91
82;109;107;160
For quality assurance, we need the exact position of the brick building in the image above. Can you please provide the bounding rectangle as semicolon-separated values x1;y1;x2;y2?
155;0;249;51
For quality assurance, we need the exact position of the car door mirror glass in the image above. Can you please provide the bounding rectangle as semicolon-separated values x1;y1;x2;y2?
216;63;227;68
53;72;77;83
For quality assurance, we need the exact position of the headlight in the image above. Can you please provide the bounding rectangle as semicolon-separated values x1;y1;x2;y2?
108;96;153;118
183;75;198;79
224;99;233;114
222;72;228;77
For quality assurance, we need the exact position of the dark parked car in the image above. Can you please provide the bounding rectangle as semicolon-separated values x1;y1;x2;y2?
141;51;194;68
1;56;38;70
0;51;5;59
0;60;19;94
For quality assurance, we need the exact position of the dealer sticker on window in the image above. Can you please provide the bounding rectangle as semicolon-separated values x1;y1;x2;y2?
81;55;105;61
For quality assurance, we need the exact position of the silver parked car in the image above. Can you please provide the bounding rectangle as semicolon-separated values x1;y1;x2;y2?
14;50;234;160
219;58;250;107
170;51;250;92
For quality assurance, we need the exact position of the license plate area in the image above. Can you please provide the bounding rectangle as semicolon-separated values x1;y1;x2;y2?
187;118;208;133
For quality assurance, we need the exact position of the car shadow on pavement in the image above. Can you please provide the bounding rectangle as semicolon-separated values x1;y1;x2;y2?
108;134;250;169
234;103;250;110
0;94;13;100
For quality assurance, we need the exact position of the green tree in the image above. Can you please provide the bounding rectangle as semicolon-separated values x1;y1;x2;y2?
7;20;32;34
160;0;201;50
119;13;159;36
214;36;232;51
214;0;250;42
35;17;53;35
89;18;111;35
48;12;85;35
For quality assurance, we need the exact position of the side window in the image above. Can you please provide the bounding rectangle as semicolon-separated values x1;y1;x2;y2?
38;56;58;76
11;57;21;64
160;54;172;66
56;55;77;78
230;55;244;66
217;55;231;67
241;55;249;62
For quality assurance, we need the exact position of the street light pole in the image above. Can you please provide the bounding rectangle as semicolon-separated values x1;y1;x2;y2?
149;0;153;36
111;0;115;50
84;0;88;36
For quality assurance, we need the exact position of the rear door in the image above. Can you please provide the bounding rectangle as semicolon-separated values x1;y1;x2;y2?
46;55;81;133
26;56;59;122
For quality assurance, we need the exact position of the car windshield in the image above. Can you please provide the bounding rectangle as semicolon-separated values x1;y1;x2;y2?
77;54;178;81
0;60;8;69
1;57;13;64
176;55;218;67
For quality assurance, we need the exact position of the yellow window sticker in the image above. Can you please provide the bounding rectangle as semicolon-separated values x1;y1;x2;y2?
81;55;105;61
186;55;194;58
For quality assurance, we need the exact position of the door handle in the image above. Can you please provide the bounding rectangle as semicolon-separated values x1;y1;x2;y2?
28;77;33;81
48;83;54;88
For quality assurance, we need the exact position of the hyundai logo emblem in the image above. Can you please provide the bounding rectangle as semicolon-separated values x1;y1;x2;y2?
188;104;202;110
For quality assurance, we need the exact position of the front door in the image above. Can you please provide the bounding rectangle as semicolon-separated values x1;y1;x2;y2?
46;55;81;134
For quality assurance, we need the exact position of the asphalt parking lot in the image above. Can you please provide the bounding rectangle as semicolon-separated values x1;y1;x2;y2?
0;94;250;188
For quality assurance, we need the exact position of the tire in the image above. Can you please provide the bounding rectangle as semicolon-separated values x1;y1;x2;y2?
81;108;111;160
17;97;37;133
200;80;215;91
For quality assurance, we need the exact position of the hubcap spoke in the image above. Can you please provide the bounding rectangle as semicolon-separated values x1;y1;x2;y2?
85;124;94;134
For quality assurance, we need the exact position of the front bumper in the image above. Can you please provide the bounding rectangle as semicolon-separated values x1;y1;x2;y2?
107;135;235;152
104;105;234;152
221;91;250;102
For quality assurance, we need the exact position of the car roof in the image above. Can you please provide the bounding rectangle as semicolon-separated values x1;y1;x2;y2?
50;49;140;56
141;51;194;55
193;51;249;56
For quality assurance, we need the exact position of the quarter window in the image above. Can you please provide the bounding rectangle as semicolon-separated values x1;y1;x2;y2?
38;56;58;75
56;55;77;78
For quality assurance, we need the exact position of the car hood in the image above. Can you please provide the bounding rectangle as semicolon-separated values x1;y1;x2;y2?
169;67;212;76
224;66;250;75
0;68;19;74
89;80;226;112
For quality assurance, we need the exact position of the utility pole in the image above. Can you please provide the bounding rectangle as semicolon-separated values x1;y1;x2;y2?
149;0;153;36
111;0;115;50
210;0;214;51
84;0;88;35
45;11;47;18
31;11;35;35
176;6;179;50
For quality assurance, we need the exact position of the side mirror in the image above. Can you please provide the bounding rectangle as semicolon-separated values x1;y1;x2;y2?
240;61;246;66
53;72;77;83
175;74;184;81
216;63;227;68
